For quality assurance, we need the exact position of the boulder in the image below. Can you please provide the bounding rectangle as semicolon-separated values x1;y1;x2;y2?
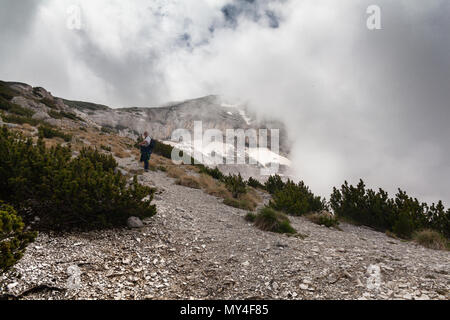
32;111;50;120
127;216;144;228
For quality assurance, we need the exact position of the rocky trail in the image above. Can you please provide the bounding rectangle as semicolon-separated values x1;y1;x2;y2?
1;158;449;300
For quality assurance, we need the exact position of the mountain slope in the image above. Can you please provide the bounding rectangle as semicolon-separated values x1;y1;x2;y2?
1;164;449;300
1;81;293;179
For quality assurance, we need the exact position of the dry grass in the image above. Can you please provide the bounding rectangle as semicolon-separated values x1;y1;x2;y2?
166;166;186;179
114;148;130;159
177;175;201;189
198;174;232;199
413;229;449;250
306;211;340;228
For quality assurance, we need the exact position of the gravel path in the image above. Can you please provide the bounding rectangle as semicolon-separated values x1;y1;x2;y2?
1;168;449;300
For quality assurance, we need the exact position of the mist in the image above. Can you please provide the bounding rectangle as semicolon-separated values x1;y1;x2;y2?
0;0;449;205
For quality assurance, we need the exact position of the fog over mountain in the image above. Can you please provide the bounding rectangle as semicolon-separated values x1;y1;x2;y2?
1;0;449;205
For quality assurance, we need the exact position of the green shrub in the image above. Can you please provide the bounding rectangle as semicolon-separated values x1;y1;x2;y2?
330;179;449;240
270;180;326;216
50;110;81;121
265;174;285;194
253;207;296;234
101;126;116;134
247;177;265;189
0;127;156;231
392;211;415;239
100;145;112;152
152;140;178;160
79;148;117;171
330;180;396;231
1;114;41;126
245;212;257;222
198;166;225;181
38;125;72;142
0;202;36;273
60;111;82;121
223;173;247;199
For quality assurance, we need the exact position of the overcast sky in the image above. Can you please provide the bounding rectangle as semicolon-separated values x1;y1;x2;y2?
1;0;449;205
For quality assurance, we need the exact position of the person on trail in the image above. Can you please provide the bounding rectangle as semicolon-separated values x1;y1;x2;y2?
139;131;153;172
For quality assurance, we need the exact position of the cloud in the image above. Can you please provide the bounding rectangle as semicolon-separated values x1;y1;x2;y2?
0;0;449;205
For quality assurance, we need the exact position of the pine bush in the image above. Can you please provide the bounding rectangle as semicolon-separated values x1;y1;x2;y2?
247;177;264;190
223;173;247;198
264;174;285;195
38;125;72;142
198;166;225;181
0;202;36;273
330;179;449;239
270;180;326;216
0;126;156;231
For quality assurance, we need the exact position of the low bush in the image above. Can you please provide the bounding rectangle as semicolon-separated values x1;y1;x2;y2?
0;127;156;231
100;145;112;152
38;125;72;142
270;180;326;216
101;126;116;134
49;110;81;121
79;147;117;171
59;111;82;121
413;229;449;250
0;202;37;273
247;177;265;190
306;211;339;228
330;180;449;239
223;173;247;199
253;207;296;234
265;174;285;195
198;166;225;181
245;212;257;222
1;114;41;126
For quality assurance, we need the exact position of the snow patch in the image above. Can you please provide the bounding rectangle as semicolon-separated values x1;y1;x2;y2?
239;109;252;125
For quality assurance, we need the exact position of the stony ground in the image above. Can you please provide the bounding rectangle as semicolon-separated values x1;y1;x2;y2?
1;159;449;300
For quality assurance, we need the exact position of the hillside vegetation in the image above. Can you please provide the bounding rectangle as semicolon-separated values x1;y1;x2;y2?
0;127;156;232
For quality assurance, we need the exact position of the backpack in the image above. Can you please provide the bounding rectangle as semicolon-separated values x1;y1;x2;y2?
149;138;156;150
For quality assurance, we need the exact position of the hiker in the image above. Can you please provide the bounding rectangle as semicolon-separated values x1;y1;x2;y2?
139;131;153;172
